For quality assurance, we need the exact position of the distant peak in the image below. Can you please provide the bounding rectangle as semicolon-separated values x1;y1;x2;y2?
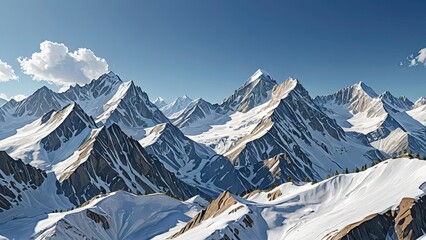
175;95;192;102
414;97;426;108
155;97;165;102
179;95;190;100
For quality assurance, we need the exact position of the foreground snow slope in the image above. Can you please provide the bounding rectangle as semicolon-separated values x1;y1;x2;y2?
173;158;426;240
0;191;206;240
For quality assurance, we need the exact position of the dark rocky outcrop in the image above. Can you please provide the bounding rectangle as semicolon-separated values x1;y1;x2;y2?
0;151;46;211
332;194;426;240
86;209;110;230
173;191;238;238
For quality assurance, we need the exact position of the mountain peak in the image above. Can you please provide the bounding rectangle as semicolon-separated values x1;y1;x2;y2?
247;68;274;84
97;71;122;84
354;81;378;98
414;97;426;108
271;77;306;101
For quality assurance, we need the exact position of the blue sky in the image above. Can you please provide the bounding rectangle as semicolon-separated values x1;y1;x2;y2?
0;0;425;103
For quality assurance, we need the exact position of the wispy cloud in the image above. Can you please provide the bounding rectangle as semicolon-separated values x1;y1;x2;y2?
18;40;109;87
0;59;18;82
407;47;426;67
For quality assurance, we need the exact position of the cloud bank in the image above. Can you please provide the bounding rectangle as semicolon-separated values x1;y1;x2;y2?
0;59;18;82
18;41;109;87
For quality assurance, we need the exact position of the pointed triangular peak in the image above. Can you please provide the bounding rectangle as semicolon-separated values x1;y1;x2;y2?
353;81;378;98
246;68;274;84
41;102;96;127
96;71;123;84
221;69;277;113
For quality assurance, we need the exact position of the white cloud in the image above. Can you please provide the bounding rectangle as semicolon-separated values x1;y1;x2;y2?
0;93;27;101
0;59;18;82
408;47;426;67
12;94;27;101
18;40;109;87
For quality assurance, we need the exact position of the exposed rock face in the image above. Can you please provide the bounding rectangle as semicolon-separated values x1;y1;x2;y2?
332;194;426;240
267;188;282;201
263;153;314;184
315;81;383;117
331;212;394;240
394;196;426;240
0;151;46;211
57;124;200;205
173;191;238;237
86;209;110;230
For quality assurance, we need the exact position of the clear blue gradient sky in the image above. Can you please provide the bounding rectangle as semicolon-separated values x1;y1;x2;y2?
0;0;425;103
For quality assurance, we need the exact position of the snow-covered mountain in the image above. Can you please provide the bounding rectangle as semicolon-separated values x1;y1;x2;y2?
160;95;193;118
170;158;426;240
56;123;200;205
153;97;167;108
315;82;426;156
175;75;383;186
2;158;425;240
1;69;425;239
414;97;426;109
0;71;169;140
0;103;97;171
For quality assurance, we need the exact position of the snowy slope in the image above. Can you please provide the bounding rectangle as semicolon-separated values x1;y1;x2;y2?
0;191;206;240
171;158;426;240
0;98;6;107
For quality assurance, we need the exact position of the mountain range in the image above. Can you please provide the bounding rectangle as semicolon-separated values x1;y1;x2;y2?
0;69;425;239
